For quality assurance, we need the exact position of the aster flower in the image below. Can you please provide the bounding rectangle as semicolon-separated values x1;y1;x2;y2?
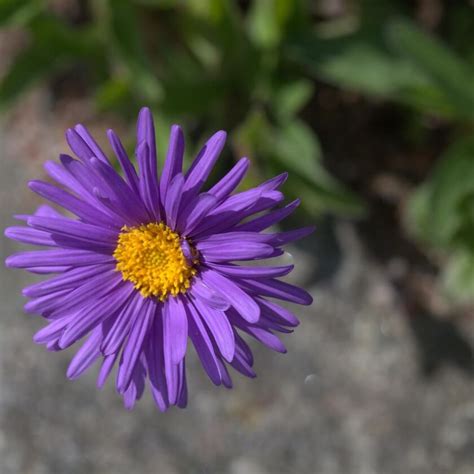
5;107;313;410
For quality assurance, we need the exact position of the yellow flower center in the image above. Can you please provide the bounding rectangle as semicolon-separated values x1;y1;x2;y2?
113;222;197;300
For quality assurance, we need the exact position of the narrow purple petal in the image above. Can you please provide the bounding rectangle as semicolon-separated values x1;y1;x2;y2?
229;310;287;353
189;278;230;311
183;130;226;199
237;278;313;305
90;156;150;224
33;316;70;344
197;241;274;262
44;159;88;197
145;307;170;412
201;269;260;323
266;226;315;247
107;129;140;194
191;294;235;362
258;172;288;191
207;262;294;279
58;282;134;349
257;297;300;327
26;266;70;274
101;293;144;356
48;271;123;318
117;298;155;393
136;142;160;220
28;180;121;228
160;125;184;206
136;107;157;177
196;231;272;245
163;296;188;365
22;264;113;298
66;325;102;379
176;361;188;408
66;128;95;164
74;124;110;164
97;352;119;389
177;193;218;236
163;173;184;230
28;216;118;246
208;157;249;202
6;249;114;269
5;226;56;247
24;288;70;315
186;300;223;385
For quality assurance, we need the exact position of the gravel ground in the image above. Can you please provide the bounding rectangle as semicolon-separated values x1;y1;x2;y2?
1;96;474;474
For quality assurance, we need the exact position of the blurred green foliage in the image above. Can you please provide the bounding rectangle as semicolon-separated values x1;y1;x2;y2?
2;0;474;299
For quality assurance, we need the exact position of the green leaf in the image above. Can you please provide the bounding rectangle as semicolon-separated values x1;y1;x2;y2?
105;0;162;103
409;136;474;246
0;0;43;27
247;0;281;49
387;19;474;121
273;79;313;121
268;120;365;216
442;251;474;303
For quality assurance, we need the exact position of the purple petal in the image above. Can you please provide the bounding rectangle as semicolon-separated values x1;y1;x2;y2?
6;249;114;268
58;282;134;349
163;296;188;365
97;352;119;389
22;264;113;298
185;300;223;385
178;193;218;236
228;310;286;353
44;159;88;197
90;156;150;224
66;128;95;164
208;157;249;202
182;131;226;199
266;226;315;247
257;297;300;327
24;288;70;315
66;325;102;379
160;125;184;206
163;173;184;229
107;129;140;194
136;142;160;220
236;278;313;305
28;180;121;228
47;271;123;318
201;269;260;323
5;226;56;247
101;293;144;356
207;262;294;279
258;172;288;191
190;294;235;362
74;124;110;164
196;231;272;245
197;241;274;262
28;216;118;246
189;278;230;311
33;316;70;344
136;107;157;177
144;308;170;412
117;298;155;393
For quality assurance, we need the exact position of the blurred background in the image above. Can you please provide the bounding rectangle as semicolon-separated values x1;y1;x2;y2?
1;0;474;473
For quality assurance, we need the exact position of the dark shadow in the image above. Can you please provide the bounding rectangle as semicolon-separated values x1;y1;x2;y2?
406;308;474;377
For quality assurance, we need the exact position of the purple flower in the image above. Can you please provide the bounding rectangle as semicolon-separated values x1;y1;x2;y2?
5;107;313;410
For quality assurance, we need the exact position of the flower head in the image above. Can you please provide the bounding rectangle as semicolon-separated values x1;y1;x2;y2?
5;108;313;410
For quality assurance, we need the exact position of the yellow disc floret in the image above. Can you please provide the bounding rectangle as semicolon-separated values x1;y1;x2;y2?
114;222;197;300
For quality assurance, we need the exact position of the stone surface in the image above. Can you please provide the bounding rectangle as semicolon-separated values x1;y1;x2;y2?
1;102;474;474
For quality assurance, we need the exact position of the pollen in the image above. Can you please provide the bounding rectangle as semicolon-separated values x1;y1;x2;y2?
113;222;197;300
